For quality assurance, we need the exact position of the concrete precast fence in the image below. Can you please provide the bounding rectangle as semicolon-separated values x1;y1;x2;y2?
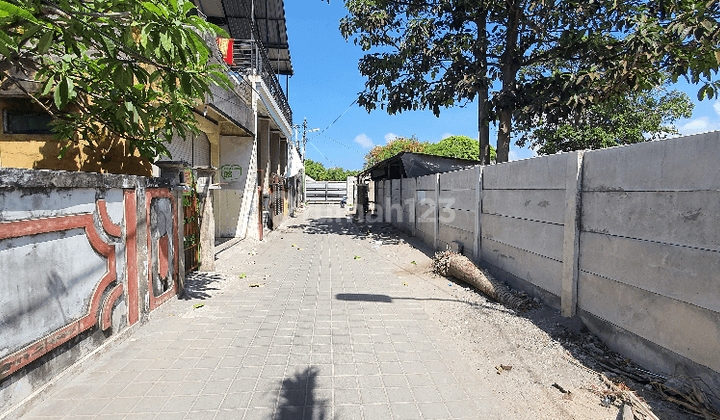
0;168;185;417
364;131;720;409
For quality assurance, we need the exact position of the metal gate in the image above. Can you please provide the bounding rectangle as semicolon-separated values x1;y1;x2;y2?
306;181;346;203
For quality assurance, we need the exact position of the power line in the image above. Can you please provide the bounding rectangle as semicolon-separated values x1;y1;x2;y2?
307;141;335;167
318;132;365;155
307;98;358;140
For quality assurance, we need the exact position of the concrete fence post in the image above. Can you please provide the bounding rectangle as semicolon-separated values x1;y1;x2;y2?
434;173;440;250
561;151;585;317
410;177;417;237
174;186;186;295
474;166;483;263
384;179;391;223
398;178;402;226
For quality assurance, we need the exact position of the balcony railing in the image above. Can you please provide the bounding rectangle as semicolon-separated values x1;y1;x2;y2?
230;37;292;127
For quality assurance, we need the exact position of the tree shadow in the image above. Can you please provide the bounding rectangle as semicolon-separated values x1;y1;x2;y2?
34;134;151;176
295;216;404;246
180;271;226;300
276;366;328;420
334;292;517;317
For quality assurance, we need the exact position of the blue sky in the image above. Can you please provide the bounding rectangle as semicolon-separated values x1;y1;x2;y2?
284;2;719;172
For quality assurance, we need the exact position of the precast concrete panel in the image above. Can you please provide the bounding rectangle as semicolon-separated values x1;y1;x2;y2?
0;229;107;356
415;189;437;208
438;190;477;212
582;132;720;192
416;174;436;191
415;203;436;223
577;271;720;373
416;218;435;237
482;214;564;261
579;232;720;313
484;153;569;190
439;208;476;232
0;189;96;221
439;168;478;191
438;223;474;254
415;228;433;245
581;191;720;250
483;189;566;225
391;179;401;207
401;178;414;200
481;238;563;297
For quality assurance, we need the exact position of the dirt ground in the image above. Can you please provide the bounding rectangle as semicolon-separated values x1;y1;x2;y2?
345;217;709;420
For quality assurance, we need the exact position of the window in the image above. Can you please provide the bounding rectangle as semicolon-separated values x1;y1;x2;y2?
3;110;53;134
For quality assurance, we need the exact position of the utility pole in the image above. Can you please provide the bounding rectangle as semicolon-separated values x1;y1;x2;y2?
300;118;319;203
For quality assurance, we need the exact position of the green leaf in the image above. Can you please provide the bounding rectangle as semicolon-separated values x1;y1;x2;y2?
180;73;191;95
41;78;54;96
54;79;64;109
0;0;38;22
141;2;165;18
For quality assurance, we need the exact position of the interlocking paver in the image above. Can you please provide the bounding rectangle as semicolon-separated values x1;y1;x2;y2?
18;204;502;419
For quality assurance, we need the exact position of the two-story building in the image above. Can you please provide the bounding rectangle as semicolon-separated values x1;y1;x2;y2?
0;0;299;259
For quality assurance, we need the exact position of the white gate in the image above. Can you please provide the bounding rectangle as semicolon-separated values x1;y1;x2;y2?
306;181;346;203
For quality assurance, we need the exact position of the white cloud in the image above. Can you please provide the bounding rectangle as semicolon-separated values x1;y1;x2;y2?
714;101;720;117
508;150;519;162
441;132;453;140
678;117;713;135
384;133;398;144
354;133;374;148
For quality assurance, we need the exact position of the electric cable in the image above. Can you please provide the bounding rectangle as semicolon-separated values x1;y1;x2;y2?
307;141;335;167
307;98;358;140
318;132;365;155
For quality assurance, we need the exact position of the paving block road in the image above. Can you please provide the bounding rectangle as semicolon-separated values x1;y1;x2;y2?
18;205;501;420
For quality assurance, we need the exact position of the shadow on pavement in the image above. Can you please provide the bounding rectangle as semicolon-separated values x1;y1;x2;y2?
180;272;226;300
276;367;328;420
290;216;404;246
335;293;517;316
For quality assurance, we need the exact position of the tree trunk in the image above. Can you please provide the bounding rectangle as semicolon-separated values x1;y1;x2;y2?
497;110;511;162
432;251;527;310
476;14;491;165
496;0;521;164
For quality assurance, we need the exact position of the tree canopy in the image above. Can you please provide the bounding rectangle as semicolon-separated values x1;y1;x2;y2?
364;135;495;167
341;0;720;163
364;136;426;167
515;85;694;155
427;135;496;161
0;0;230;160
305;159;359;181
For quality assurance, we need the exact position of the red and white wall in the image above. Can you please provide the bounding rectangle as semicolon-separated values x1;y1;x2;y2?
0;168;184;414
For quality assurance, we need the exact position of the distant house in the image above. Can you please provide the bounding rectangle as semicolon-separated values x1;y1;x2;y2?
356;151;480;215
359;151;480;181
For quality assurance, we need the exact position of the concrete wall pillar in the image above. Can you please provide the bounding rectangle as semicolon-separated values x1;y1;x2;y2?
258;118;270;188
561;151;584;317
280;138;288;176
270;131;280;177
196;168;216;271
474;166;483;263
173;186;185;295
434;173;440;250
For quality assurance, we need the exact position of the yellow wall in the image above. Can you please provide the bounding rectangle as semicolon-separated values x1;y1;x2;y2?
0;98;152;176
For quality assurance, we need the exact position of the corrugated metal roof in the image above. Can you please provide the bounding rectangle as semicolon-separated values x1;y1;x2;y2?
360;152;480;180
195;0;293;75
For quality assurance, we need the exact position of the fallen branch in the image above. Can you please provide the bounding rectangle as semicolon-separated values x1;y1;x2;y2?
564;354;660;420
653;381;720;420
431;250;528;310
